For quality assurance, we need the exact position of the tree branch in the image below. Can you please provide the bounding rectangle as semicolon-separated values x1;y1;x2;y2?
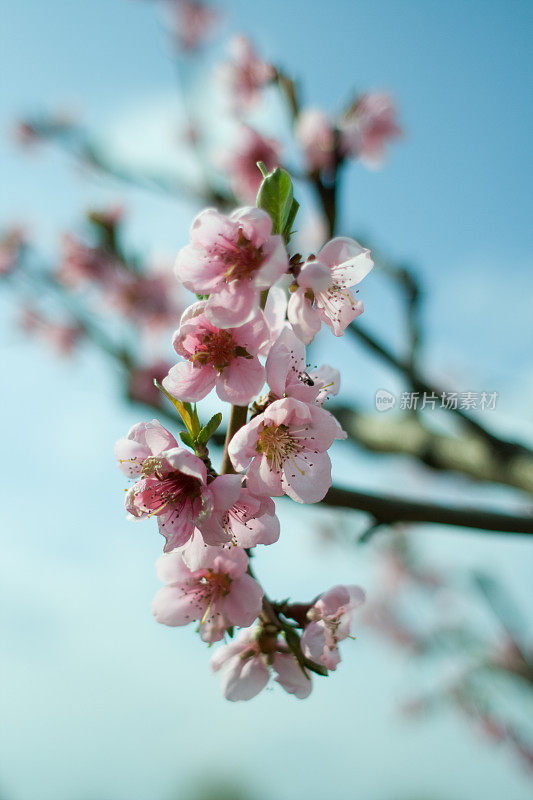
321;485;533;535
347;322;533;462
334;405;533;496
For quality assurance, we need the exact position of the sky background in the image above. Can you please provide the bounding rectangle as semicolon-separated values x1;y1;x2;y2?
1;1;533;799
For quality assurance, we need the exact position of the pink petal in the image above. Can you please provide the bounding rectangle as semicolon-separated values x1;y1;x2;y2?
287;288;322;344
301;621;327;663
282;450;332;504
115;438;150;478
347;585;366;609
315;288;364;336
180;529;217;571
255;235;289;289
317;236;373;286
212;546;249;577
231;507;280;547
209;474;243;514
141;420;179;454
155;550;192;585
162;447;208;484
162;361;217;403
227;414;265;472
199;614;227;643
310;364;340;400
220;574;263;627
175;243;223;293
272;653;312;699
265;326;306;397
152;585;203;626
245;455;284;497
220;654;270;701
263;397;312;427
205;282;258;328
190;207;236;247
216;356;265;405
232;312;270;353
158;507;196;551
297;259;332;292
306;404;347;449
261;285;288;355
231;206;272;246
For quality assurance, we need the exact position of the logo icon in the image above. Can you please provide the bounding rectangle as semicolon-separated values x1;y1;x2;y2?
375;389;396;412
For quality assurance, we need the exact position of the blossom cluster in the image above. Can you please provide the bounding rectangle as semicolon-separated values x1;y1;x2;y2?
115;167;372;701
216;36;401;202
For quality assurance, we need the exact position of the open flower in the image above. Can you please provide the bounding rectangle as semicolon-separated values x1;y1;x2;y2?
265;327;340;406
152;547;262;642
199;477;280;550
228;397;346;503
115;421;242;551
301;585;366;670
288;237;374;343
175;207;288;329
211;627;312;701
162;301;268;405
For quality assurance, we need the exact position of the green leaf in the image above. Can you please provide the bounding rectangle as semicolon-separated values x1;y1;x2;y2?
283;198;300;244
197;412;223;445
153;380;197;435
179;431;194;448
256;166;295;236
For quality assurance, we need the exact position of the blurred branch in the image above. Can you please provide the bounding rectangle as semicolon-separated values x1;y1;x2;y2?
18;119;233;207
321;486;533;535
334;405;533;495
346;321;533;462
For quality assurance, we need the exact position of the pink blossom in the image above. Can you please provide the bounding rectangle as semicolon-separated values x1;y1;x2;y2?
296;108;336;172
228;397;346;503
163;0;218;52
106;270;178;333
288;237;374;343
265;327;341;406
340;93;401;168
162;301;268;405
115;421;241;550
19;307;83;356
301;584;365;670
58;234;114;288
152;547;262;642
223;125;281;203
219;36;274;110
258;285;288;356
115;419;179;479
175;206;288;329
196;477;280;553
211;628;312;701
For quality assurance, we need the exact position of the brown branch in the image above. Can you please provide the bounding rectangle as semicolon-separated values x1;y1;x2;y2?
334;405;533;496
321;485;533;535
347;323;532;462
220;404;248;474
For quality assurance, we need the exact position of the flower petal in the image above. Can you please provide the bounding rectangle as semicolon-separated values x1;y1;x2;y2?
216;356;265;405
152;585;203;626
162;361;217;403
220;655;270;701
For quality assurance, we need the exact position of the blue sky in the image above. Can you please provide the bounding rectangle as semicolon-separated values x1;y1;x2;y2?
1;1;533;799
